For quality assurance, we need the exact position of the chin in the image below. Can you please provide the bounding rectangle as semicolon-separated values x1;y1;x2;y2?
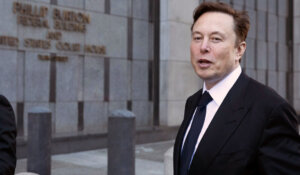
196;70;212;79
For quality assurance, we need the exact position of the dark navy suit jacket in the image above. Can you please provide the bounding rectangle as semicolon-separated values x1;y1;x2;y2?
174;73;300;175
0;95;16;174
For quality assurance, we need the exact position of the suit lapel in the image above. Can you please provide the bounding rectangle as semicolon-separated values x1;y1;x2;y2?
189;73;251;174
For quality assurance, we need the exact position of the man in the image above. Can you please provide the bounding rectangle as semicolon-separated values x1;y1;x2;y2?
0;95;17;174
173;2;300;175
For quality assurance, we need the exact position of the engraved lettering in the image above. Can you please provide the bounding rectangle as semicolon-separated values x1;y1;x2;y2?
47;31;62;40
0;36;19;47
24;39;51;49
53;8;90;24
56;42;80;52
17;15;49;28
84;44;106;55
38;54;68;62
13;2;48;18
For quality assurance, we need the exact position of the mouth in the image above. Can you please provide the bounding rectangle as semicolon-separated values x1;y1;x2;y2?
197;59;212;68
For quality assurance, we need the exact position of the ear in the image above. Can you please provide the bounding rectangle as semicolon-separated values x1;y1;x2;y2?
235;41;246;62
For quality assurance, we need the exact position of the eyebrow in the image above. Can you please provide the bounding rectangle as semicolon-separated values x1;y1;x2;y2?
192;31;226;37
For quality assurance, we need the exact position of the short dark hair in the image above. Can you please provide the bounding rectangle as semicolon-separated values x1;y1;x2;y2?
191;2;250;44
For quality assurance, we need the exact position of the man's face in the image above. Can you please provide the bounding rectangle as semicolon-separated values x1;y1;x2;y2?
190;12;245;89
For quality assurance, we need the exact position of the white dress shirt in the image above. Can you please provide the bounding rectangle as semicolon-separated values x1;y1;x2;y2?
181;65;242;162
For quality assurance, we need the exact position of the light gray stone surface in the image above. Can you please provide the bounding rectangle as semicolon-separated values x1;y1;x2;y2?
257;11;267;41
24;52;50;102
267;71;278;91
159;100;185;126
17;51;25;102
17;2;51;52
267;14;278;43
294;17;300;44
277;71;287;99
26;0;50;3
148;23;154;60
52;6;85;51
247;9;256;39
160;0;198;24
0;50;17;102
240;53;246;68
84;11;106;48
294;44;300;71
278;17;287;44
160;60;200;101
295;0;300;17
132;101;151;126
56;55;82;102
132;0;148;20
132;60;148;100
110;0;130;17
257;0;267;11
108;101;127;114
256;70;267;85
245;0;255;9
133;19;149;60
160;21;191;61
267;42;277;70
86;12;127;58
85;0;105;12
164;147;173;175
203;0;217;2
256;41;267;70
267;0;277;14
109;59;128;101
84;102;107;133
57;0;84;9
232;0;244;5
218;0;230;3
83;56;104;101
77;56;84;101
293;99;300;114
278;44;288;71
278;0;288;17
294;72;300;99
245;38;255;69
0;0;18;36
55;102;78;134
232;3;243;11
245;69;257;80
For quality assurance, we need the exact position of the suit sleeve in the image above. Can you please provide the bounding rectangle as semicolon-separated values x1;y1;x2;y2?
0;95;17;174
258;102;300;174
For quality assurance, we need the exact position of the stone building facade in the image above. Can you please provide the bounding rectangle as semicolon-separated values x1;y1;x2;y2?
0;0;154;153
0;0;298;155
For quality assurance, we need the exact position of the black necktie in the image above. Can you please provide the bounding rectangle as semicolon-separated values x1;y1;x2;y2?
180;91;213;175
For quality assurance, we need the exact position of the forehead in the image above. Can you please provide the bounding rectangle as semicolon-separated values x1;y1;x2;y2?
192;12;235;34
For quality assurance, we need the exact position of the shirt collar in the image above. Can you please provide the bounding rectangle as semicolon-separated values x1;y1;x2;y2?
203;65;242;106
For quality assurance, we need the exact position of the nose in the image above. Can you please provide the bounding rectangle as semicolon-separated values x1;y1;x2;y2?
200;38;210;53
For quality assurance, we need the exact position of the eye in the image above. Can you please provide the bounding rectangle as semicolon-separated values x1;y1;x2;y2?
193;36;203;41
211;37;222;42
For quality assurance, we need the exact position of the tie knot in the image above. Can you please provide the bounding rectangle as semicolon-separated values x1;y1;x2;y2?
198;91;212;107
